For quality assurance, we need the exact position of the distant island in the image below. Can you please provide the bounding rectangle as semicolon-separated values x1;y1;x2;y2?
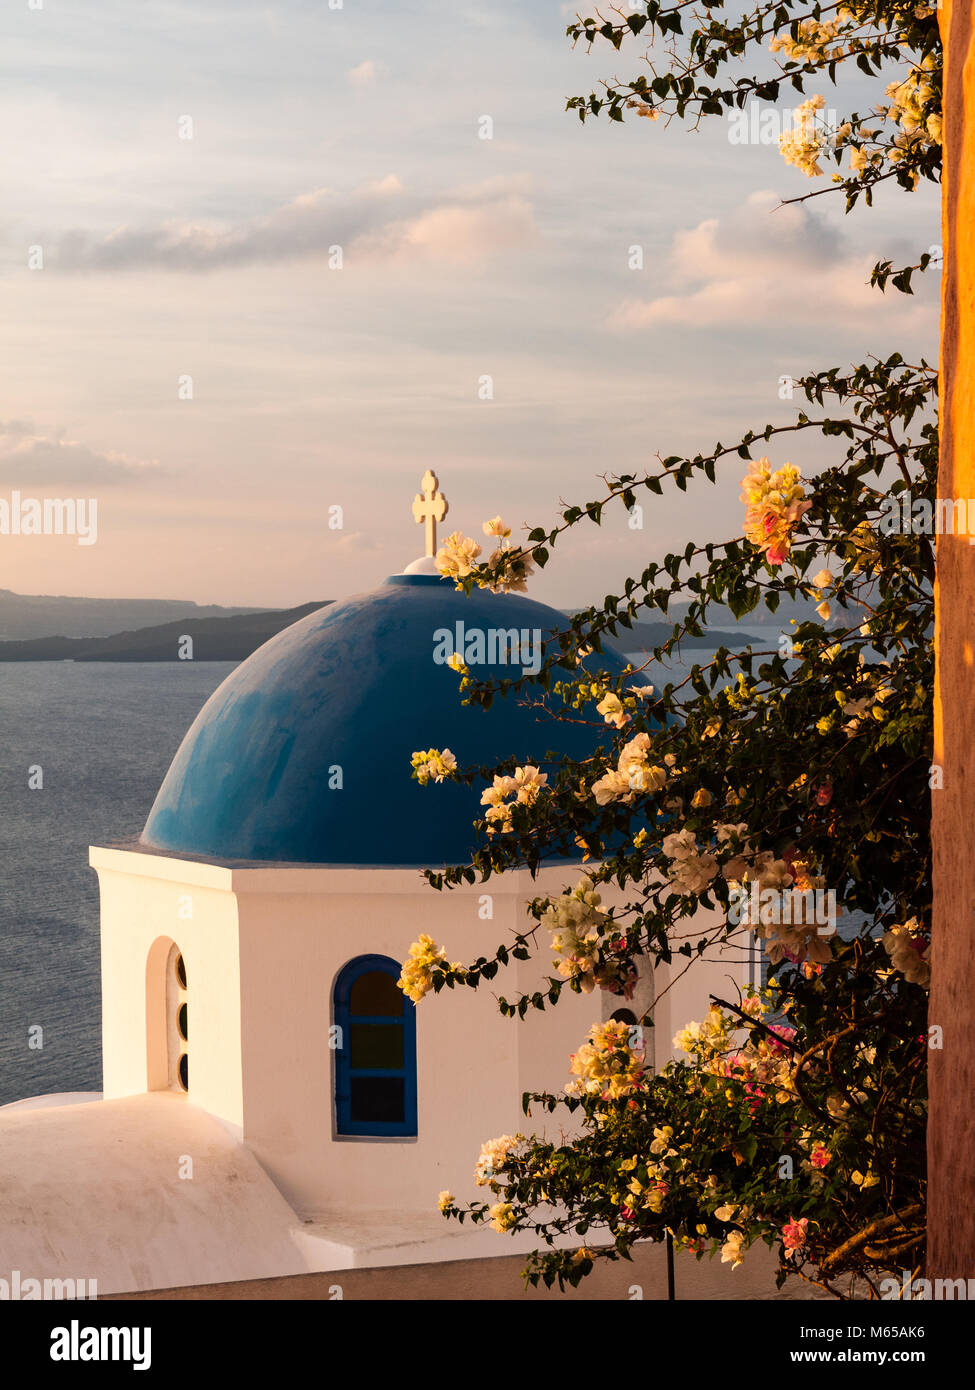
612;618;744;649
0;587;804;663
0;603;328;662
0;587;266;640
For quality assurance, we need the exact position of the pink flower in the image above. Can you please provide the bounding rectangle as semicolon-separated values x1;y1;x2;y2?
781;1216;809;1253
809;1147;829;1169
764;1025;797;1054
740;459;809;567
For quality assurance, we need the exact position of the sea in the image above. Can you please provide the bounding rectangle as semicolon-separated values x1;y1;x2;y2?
0;635;772;1106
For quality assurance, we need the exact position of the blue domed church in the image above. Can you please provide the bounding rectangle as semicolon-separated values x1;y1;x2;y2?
0;476;733;1295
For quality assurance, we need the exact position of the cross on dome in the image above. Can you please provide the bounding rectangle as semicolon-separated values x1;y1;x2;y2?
411;470;448;557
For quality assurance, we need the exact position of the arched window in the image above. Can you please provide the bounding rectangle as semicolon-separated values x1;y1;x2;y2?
610;1008;637;1026
145;937;188;1093
334;955;416;1137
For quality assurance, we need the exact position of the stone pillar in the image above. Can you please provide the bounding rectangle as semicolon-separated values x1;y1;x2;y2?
929;0;975;1279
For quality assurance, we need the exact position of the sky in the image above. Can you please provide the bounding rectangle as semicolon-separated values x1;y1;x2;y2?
0;0;941;610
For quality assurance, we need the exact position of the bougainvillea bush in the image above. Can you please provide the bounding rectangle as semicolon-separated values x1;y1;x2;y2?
399;2;939;1299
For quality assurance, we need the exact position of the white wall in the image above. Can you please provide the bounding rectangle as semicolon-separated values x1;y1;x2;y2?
93;849;244;1128
92;849;748;1224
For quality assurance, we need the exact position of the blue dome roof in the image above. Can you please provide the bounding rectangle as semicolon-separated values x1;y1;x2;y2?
142;573;642;867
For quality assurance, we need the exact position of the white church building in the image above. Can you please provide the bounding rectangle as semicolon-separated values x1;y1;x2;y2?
0;479;745;1296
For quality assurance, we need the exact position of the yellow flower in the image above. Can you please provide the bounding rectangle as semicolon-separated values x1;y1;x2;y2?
437;1191;454;1213
596;691;631;729
436;531;482;581
398;933;456;1003
487;1202;517;1233
411;748;458;785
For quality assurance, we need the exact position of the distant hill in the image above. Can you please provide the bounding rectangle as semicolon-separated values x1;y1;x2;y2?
623;618;743;648
0;588;265;640
563;595;870;642
0;603;329;662
669;593;875;629
0;585;836;664
563;613;744;648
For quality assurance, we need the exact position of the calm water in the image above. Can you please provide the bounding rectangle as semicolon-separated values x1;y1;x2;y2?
0;641;764;1106
0;663;235;1105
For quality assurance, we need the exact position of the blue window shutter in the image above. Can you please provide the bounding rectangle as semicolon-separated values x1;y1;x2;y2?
334;954;417;1137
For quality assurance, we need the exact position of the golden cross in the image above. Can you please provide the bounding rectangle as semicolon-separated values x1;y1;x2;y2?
411;469;448;556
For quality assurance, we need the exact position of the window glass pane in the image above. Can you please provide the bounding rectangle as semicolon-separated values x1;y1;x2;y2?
350;1076;404;1123
350;1023;404;1070
350;970;403;1017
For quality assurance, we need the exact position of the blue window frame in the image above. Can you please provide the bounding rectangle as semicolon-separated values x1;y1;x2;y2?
334;954;417;1137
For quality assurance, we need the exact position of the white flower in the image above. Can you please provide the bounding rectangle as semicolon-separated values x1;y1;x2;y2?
662;828;698;861
752;852;793;890
591;769;632;806
720;1230;746;1268
485;545;534;595
779;94;828;178
668;852;718;895
882;918;931;988
596;692;631;729
480;765;547;833
436;531;483;581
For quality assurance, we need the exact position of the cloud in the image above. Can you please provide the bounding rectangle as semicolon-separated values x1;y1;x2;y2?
55;176;407;272
367;192;538;265
609;190;933;333
0;426;162;486
52;175;537;272
347;60;379;86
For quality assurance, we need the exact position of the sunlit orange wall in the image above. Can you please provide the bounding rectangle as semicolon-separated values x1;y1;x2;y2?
929;0;975;1278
